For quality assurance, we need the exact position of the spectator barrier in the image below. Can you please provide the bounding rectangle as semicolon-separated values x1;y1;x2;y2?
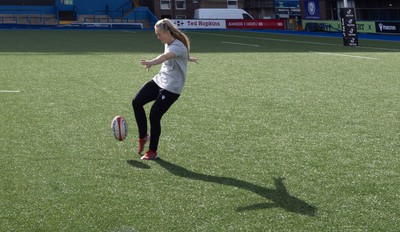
302;19;400;35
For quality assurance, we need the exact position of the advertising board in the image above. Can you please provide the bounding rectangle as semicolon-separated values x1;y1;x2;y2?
375;22;400;34
171;19;285;30
302;20;375;33
340;8;358;46
225;19;285;30
171;20;226;29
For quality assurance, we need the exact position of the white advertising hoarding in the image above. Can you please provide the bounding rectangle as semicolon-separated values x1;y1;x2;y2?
171;20;226;29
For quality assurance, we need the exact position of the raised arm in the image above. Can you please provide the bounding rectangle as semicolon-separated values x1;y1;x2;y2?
141;51;175;71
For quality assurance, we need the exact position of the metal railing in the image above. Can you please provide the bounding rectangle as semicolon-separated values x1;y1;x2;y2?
0;14;57;25
0;8;57;25
80;10;142;23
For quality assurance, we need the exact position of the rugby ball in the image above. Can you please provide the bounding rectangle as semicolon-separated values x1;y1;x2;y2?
111;115;128;141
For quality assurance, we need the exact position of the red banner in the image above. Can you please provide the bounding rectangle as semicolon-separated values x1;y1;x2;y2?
226;19;285;30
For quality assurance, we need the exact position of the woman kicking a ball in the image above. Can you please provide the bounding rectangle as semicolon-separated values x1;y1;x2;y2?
132;18;198;160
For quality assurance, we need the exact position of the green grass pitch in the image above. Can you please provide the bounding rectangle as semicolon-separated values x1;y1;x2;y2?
0;29;399;231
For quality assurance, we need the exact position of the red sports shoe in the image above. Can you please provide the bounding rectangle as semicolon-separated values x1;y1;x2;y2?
137;134;149;154
141;150;158;160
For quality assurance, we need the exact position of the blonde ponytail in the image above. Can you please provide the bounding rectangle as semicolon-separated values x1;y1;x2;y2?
155;18;191;53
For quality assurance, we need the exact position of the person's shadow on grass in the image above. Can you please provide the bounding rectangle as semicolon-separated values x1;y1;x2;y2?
127;159;316;216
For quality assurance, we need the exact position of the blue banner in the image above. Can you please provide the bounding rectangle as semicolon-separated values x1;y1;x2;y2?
304;0;320;19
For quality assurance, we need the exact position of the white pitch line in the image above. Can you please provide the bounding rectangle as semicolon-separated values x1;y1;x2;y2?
0;90;20;93
194;32;339;47
222;41;260;47
310;51;378;60
190;32;400;52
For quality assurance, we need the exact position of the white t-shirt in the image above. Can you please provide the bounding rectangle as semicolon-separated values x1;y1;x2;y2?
153;39;188;95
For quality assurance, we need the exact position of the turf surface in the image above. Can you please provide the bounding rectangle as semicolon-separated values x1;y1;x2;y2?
1;29;399;231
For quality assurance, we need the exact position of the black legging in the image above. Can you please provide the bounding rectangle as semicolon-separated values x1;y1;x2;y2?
132;80;180;152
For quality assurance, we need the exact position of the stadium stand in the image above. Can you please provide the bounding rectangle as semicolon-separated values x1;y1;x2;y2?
0;0;157;29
